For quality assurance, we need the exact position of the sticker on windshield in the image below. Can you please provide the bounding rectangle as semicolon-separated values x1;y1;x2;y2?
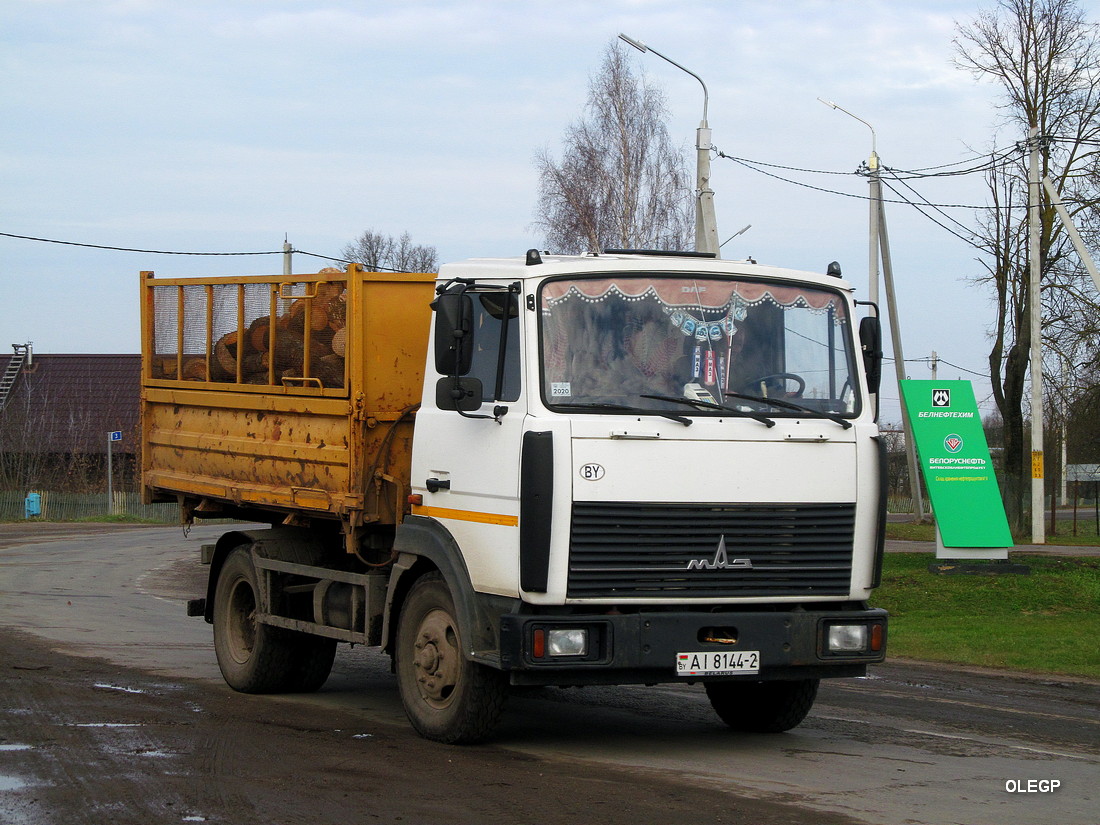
705;351;717;385
551;382;572;398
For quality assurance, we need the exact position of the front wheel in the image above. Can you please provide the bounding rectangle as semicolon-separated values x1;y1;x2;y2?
705;678;819;733
395;573;507;744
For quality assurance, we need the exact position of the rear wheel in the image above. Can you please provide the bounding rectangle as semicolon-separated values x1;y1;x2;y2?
395;573;507;744
213;547;299;693
705;678;819;733
212;550;334;699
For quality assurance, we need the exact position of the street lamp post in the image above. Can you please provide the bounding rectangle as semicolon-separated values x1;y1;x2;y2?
619;34;719;256
819;99;880;306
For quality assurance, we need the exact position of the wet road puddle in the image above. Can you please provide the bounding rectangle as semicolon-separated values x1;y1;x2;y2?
0;745;33;792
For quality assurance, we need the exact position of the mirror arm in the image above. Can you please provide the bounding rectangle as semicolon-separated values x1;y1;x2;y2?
492;283;521;402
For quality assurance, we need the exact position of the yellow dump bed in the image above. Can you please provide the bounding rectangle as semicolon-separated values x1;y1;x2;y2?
140;265;435;533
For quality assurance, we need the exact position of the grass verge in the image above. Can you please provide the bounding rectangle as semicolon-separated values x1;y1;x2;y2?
872;552;1100;679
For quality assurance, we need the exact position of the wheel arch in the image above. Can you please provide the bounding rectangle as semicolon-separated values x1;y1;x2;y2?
202;527;332;623
383;516;505;665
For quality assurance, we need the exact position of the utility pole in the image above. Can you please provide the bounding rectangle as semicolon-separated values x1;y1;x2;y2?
877;195;926;522
1028;127;1045;544
867;150;881;306
822;99;924;521
283;237;293;277
931;351;938;381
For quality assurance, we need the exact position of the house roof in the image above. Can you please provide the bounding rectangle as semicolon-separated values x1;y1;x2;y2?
0;354;140;454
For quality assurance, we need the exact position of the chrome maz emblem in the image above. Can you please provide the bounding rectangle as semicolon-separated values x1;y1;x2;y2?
687;536;753;571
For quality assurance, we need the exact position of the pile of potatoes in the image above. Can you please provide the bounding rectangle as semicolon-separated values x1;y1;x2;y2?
151;277;347;388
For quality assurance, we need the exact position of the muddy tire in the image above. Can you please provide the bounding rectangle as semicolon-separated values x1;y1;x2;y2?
212;547;298;693
395;573;507;744
705;678;819;733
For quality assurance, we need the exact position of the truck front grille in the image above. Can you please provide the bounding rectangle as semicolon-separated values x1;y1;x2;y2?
567;502;855;598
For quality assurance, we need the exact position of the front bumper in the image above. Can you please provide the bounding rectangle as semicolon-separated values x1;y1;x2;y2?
498;606;887;686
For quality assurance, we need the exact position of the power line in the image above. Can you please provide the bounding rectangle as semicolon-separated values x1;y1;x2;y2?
713;146;1020;178
295;250;352;265
715;150;1017;210
708;154;856;176
882;172;979;235
714;150;874;200
0;231;283;256
1;231;427;274
294;249;425;273
885;145;1021;179
877;177;986;251
907;356;990;379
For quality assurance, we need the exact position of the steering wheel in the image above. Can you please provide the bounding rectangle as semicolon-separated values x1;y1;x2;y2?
738;373;806;398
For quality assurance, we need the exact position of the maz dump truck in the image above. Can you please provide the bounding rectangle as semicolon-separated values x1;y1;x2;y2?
140;249;888;744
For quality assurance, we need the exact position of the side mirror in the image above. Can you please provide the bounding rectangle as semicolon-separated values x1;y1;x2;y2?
859;316;882;396
432;291;474;376
436;376;484;412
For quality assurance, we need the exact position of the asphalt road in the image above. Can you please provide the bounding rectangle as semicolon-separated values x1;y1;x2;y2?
1;523;1097;825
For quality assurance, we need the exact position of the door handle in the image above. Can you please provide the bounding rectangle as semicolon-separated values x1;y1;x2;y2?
425;478;451;493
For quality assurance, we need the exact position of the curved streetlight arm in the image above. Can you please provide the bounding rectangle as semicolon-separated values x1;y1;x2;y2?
619;33;708;123
818;97;876;157
619;33;718;255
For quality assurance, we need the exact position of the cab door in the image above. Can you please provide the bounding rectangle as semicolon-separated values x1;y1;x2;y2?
409;284;527;596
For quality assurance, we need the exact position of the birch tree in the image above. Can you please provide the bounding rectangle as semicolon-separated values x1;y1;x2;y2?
534;42;693;254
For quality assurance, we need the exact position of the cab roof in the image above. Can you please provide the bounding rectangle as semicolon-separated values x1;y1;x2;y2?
437;250;854;293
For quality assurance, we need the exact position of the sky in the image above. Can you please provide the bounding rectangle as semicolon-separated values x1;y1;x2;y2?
0;0;1061;423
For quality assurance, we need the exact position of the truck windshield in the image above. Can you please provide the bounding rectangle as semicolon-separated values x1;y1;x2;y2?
539;274;859;418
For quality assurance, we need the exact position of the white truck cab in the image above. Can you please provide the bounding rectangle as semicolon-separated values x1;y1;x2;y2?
393;249;887;741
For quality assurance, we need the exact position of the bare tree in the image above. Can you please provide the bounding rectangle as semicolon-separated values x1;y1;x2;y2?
341;229;438;273
955;0;1100;527
533;42;693;254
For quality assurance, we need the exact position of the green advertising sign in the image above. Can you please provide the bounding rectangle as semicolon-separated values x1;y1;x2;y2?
899;380;1013;549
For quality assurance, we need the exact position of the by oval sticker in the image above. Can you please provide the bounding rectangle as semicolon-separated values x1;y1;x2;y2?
579;463;605;481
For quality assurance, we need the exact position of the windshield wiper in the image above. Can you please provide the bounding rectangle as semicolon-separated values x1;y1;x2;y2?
640;394;775;428
723;391;853;429
557;401;692;427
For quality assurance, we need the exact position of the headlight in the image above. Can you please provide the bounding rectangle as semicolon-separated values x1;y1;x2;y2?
526;623;607;664
547;628;588;657
827;623;869;653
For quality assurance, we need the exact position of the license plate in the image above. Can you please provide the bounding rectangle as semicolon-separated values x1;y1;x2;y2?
676;650;760;676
